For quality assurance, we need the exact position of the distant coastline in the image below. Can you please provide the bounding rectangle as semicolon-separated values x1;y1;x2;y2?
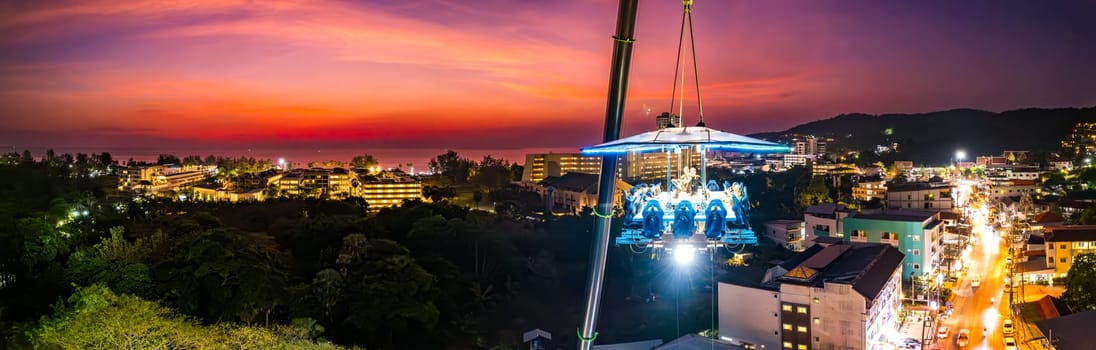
1;146;575;169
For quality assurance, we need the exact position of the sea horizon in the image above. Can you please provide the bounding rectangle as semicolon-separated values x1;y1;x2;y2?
3;145;584;169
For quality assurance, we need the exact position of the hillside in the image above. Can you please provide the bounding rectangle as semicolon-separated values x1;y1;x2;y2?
751;107;1096;163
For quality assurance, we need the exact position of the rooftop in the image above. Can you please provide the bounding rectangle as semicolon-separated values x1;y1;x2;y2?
886;181;951;192
723;242;904;301
1028;234;1046;245
1034;310;1096;350
805;203;850;217
653;333;742;350
1044;226;1096;242
849;209;936;223
1033;212;1065;224
766;219;804;227
540;172;600;193
938;210;962;221
781;242;903;300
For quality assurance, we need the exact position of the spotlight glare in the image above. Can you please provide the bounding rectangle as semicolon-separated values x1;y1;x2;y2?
673;245;695;266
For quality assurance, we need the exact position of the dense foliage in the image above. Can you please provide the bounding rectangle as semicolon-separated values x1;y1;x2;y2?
1063;253;1096;312
1;151;798;349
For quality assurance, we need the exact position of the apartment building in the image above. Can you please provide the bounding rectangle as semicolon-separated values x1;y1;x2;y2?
885;182;953;210
804;203;851;245
843;210;944;281
521;153;602;183
1045;226;1096;278
359;171;423;209
718;242;904;350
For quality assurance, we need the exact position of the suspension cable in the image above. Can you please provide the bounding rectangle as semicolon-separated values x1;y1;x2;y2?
668;5;688;118
687;2;705;126
667;0;706;127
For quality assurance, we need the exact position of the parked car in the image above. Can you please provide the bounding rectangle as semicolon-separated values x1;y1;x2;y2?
1003;319;1014;334
956;329;970;347
1004;336;1018;350
971;275;981;288
937;326;950;339
903;338;921;349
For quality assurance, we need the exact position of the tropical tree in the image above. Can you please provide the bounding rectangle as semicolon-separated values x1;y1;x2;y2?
27;284;342;350
328;234;440;347
349;154;379;170
1063;253;1096;311
797;176;832;209
429;150;474;184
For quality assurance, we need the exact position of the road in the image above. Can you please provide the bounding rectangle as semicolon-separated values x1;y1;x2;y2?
935;204;1012;350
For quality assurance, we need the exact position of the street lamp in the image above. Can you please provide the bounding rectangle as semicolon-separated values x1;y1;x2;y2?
955;150;966;162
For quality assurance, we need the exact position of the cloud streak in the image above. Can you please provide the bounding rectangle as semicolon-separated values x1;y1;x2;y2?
0;0;1094;161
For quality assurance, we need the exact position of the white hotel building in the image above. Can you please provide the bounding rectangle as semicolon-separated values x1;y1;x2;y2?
718;241;904;350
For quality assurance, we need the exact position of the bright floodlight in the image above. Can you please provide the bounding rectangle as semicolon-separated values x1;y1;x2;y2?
955;150;966;160
673;245;695;266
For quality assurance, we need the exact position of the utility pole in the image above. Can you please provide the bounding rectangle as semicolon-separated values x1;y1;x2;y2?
578;1;639;349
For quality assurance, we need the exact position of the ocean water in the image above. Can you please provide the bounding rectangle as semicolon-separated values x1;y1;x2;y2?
7;146;580;169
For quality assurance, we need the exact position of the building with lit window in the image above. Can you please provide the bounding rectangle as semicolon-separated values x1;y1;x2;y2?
987;179;1038;201
276;168;357;199
535;172;631;214
765;220;807;251
655;112;682;129
119;164;216;193
783;154;814;169
851;177;886;203
1062;122;1096;155
843;210;942;281
792;136;827;156
619;150;702;183
811;163;857;177
804;203;850;246
884;181;953;210
1044;226;1096;278
521;153;602;183
192;184;267;202
717;241;904;350
359;171;422;209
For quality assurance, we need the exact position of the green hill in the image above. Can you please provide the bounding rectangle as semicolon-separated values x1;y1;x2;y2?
751;107;1096;163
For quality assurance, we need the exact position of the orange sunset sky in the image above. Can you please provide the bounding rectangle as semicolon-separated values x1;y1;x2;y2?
1;0;1095;164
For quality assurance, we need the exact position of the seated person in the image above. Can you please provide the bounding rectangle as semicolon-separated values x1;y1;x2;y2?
706;180;720;192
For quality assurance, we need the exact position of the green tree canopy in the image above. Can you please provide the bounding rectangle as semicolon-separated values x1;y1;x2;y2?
797;176;832;209
429;150;474;184
349;154;379;170
27;284;342;350
1063;253;1096;312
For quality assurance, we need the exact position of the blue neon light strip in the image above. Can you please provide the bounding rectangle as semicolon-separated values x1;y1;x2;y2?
581;143;791;155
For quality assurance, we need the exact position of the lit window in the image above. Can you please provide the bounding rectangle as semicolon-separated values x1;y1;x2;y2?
797;306;808;314
813;297;820;304
813;317;821;325
783;342;792;349
798;345;807;350
782;304;793;312
783;323;792;331
797;326;807;333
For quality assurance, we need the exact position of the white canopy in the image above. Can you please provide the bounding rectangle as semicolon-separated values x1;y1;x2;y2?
581;126;791;155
